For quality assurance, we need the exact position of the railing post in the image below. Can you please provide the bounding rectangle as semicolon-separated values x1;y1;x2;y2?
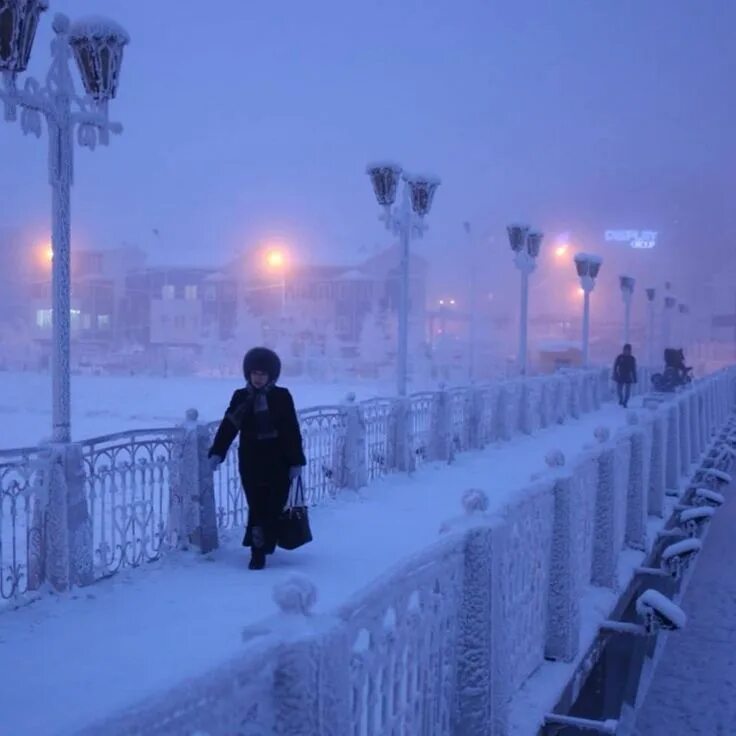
170;409;219;554
40;444;70;592
270;577;350;736
342;393;367;490
392;397;415;473
63;442;94;586
430;384;452;462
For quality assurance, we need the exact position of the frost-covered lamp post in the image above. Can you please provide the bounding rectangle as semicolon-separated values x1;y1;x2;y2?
366;163;440;396
619;275;635;345
507;224;544;375
573;253;603;366
645;287;656;368
678;303;689;351
0;2;129;442
663;295;677;352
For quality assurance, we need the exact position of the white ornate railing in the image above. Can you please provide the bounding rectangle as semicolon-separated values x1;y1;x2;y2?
0;446;46;599
81;428;181;579
0;367;627;602
79;366;736;736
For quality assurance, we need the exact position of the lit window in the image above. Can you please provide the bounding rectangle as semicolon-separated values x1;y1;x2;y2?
36;309;52;328
185;285;198;301
82;314;92;329
162;285;175;300
98;315;110;329
70;309;81;328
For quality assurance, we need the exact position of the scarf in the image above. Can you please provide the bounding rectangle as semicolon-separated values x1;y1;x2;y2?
246;382;278;440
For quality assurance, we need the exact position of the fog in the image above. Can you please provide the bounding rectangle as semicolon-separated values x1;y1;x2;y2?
2;0;736;401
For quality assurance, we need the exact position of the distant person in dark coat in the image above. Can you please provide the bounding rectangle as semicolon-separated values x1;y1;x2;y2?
613;343;637;408
208;347;306;570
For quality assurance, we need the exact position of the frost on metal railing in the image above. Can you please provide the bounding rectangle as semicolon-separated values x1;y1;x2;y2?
0;447;46;600
299;405;347;504
448;387;471;452
339;535;464;736
205;422;245;531
409;392;434;465
81;429;180;578
361;398;396;481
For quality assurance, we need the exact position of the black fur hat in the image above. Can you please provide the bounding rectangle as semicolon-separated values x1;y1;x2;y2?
243;347;281;383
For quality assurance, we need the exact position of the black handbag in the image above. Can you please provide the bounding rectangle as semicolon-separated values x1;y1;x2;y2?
277;476;313;550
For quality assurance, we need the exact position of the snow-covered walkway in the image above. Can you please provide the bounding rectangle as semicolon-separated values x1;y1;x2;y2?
632;480;736;735
1;400;636;736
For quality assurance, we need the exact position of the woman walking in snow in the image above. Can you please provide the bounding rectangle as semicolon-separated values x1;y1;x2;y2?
208;347;306;570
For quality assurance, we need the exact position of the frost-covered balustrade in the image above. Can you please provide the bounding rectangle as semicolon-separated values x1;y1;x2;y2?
80;366;736;736
0;367;618;603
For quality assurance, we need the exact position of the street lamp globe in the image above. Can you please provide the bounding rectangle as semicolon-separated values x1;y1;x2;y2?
366;162;402;208
574;253;589;278
619;275;635;295
68;16;129;103
507;223;529;253
404;173;441;218
0;0;48;74
646;287;656;302
526;230;544;258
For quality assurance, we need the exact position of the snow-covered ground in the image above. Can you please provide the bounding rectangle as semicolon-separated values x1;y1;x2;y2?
0;399;636;736
0;371;402;450
631;480;736;735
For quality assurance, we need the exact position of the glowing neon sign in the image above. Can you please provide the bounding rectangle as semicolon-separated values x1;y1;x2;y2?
604;230;657;249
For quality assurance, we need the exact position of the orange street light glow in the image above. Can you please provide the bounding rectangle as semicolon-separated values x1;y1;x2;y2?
555;244;569;258
265;249;285;269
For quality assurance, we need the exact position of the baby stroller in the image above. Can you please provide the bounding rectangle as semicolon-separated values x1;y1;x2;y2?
651;348;692;392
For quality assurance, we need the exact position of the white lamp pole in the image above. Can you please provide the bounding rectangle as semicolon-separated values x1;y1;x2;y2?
645;287;656;368
619;275;635;345
1;2;129;443
663;295;676;352
678;303;689;351
366;163;440;397
507;224;544;375
574;253;603;367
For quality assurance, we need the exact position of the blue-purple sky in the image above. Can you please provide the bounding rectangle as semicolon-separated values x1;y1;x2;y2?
2;0;734;304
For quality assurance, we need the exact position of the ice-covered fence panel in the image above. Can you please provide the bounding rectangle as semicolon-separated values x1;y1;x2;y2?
408;391;434;466
496;380;522;440
448;387;472;453
566;372;582;419
591;435;630;589
299;406;348;504
493;481;554;690
648;411;667;517
678;397;691;476
0;446;46;601
545;452;598;662
361;398;396;482
521;379;543;435
81;428;180;579
688;392;700;461
625;423;651;551
206;423;245;531
475;384;499;446
78;639;278;736
665;405;681;492
337;534;465;736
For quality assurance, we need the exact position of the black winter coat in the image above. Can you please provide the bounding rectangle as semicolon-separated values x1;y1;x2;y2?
613;354;637;384
208;386;306;488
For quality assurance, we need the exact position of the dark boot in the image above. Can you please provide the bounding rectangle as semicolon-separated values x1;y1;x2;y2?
249;548;266;570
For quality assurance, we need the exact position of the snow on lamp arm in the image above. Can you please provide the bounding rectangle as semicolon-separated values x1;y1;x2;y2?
0;2;128;443
365;162;441;397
